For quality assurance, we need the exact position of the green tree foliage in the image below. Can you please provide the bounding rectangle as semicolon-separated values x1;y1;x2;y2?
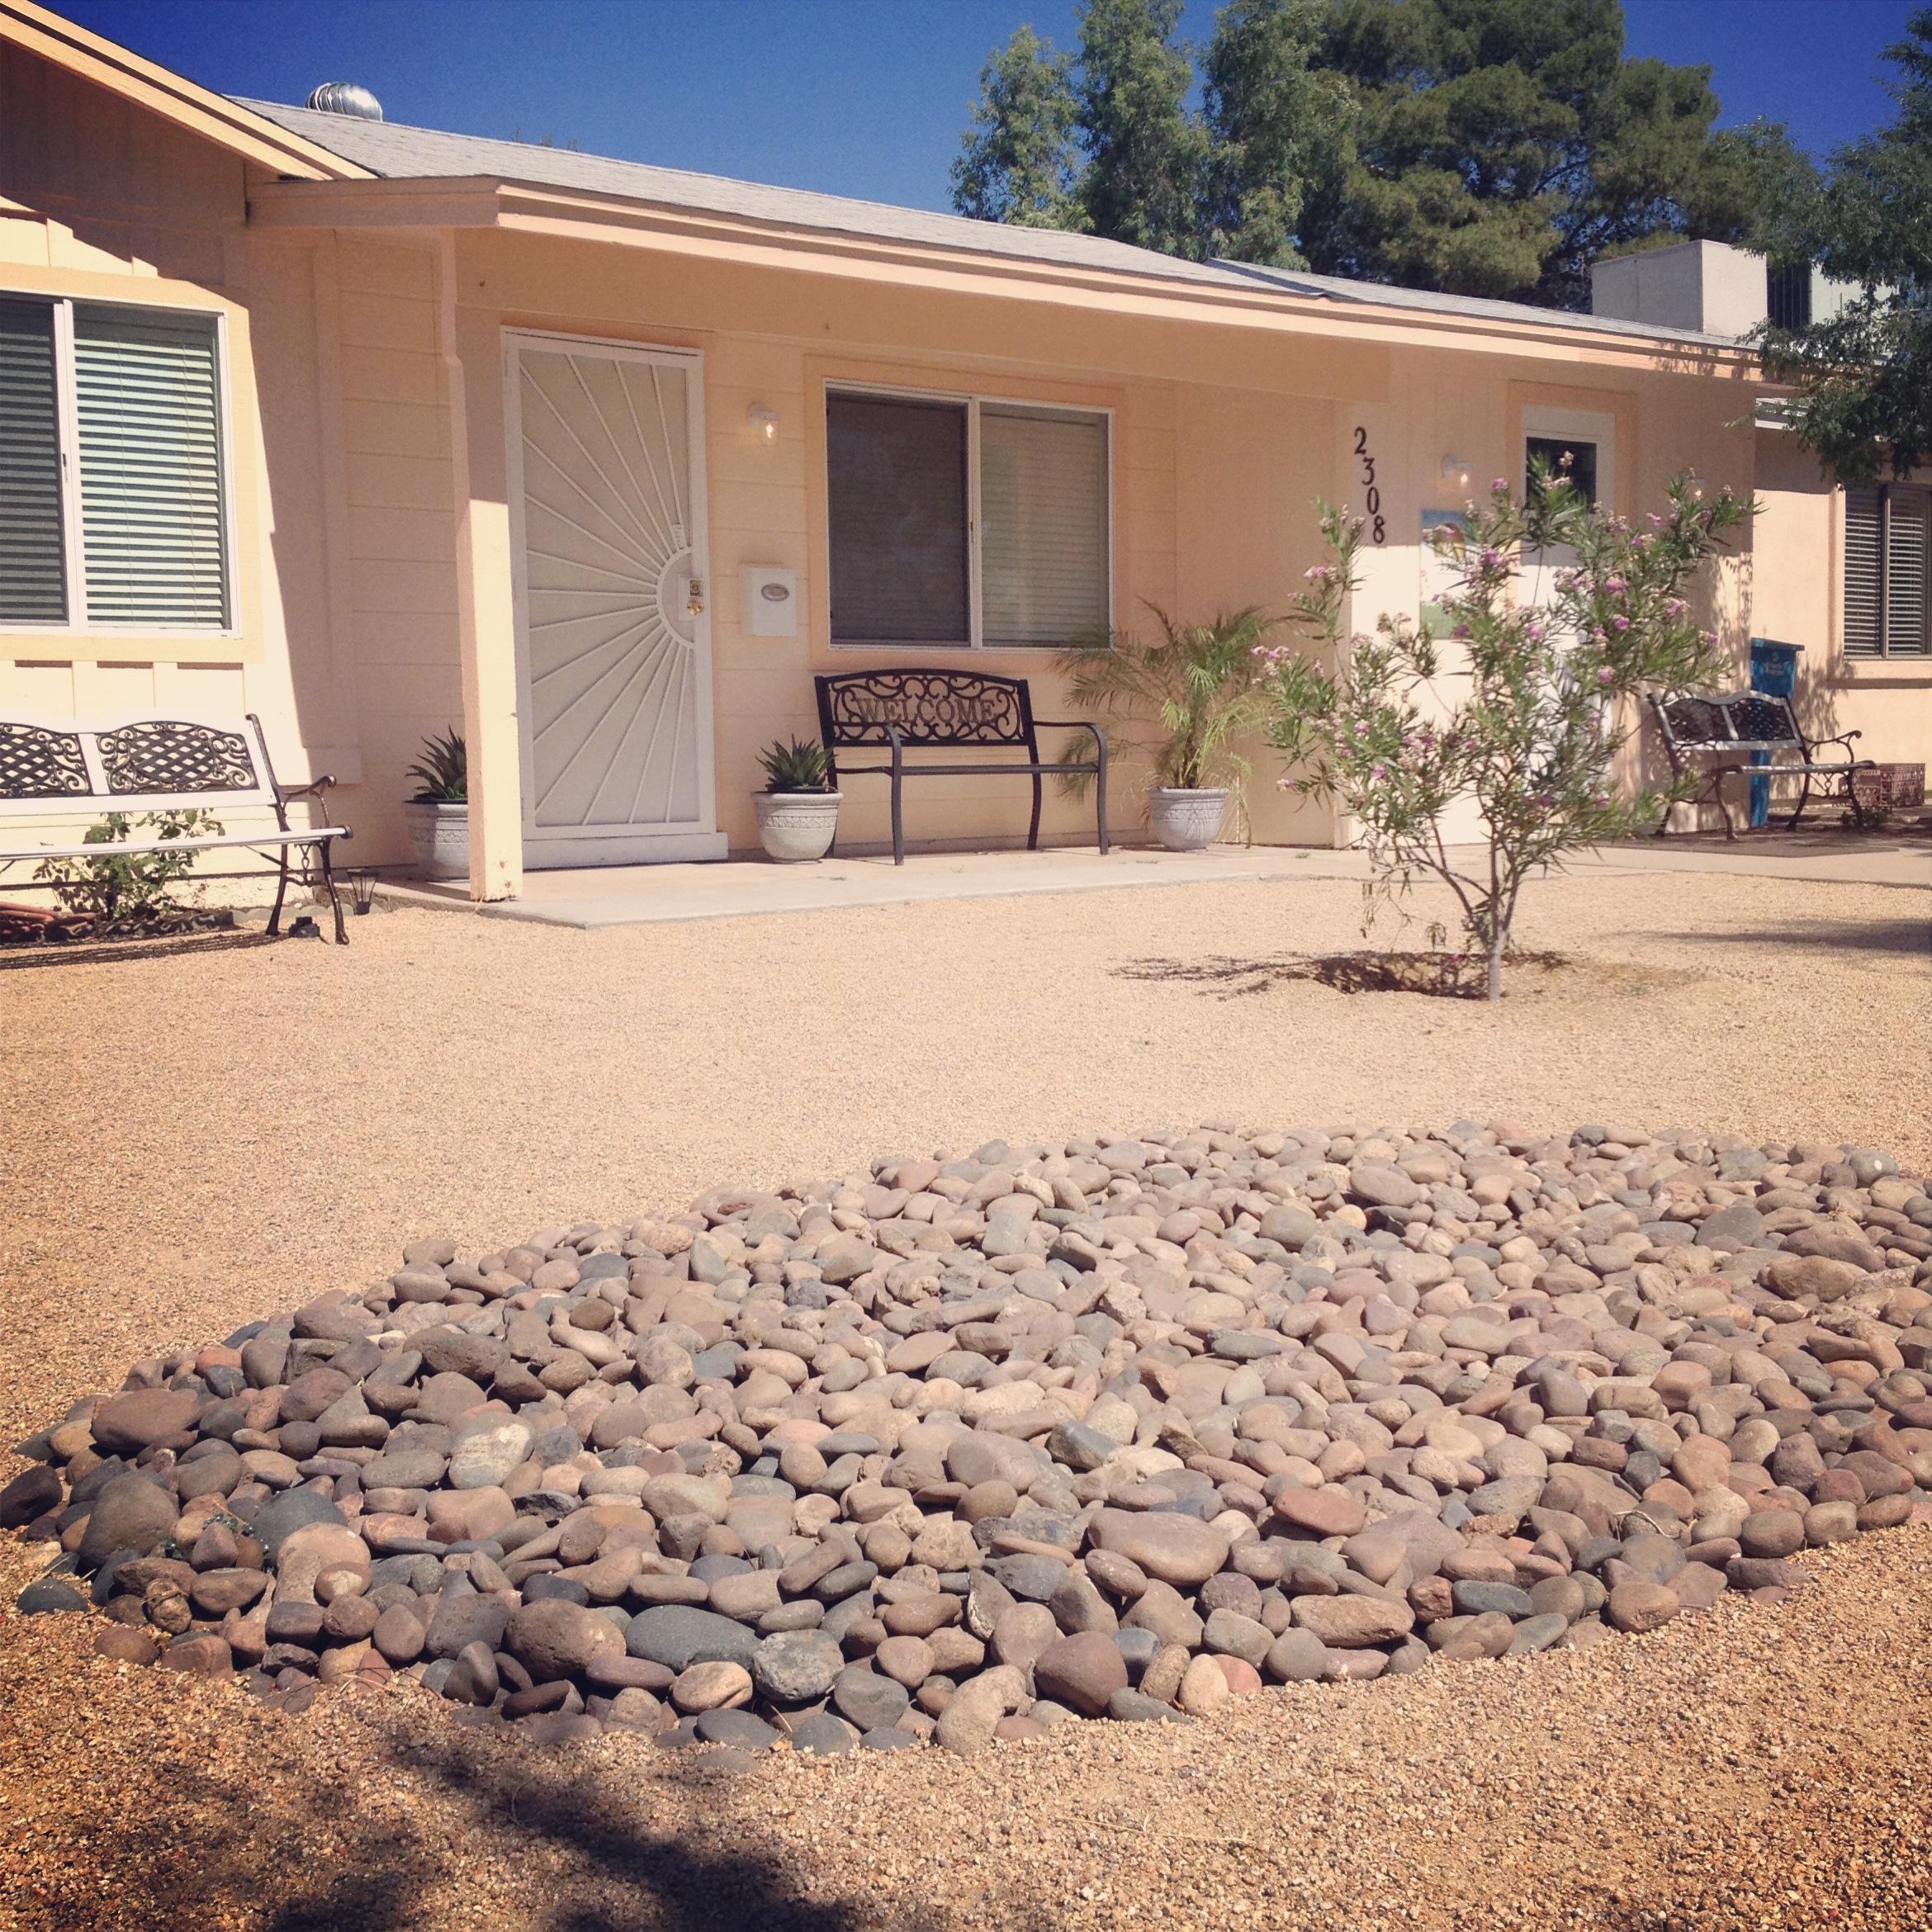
953;0;1808;306
1076;0;1209;254
1759;9;1932;482
949;26;1085;229
1201;0;1351;266
1301;0;1814;306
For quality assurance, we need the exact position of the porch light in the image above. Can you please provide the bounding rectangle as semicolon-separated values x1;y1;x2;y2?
1440;455;1472;490
747;403;779;444
347;866;381;915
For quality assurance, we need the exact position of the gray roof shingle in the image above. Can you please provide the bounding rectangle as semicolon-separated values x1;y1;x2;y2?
239;98;1742;349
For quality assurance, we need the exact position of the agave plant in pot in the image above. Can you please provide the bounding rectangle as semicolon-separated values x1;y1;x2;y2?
1056;607;1278;850
403;727;468;879
754;735;841;861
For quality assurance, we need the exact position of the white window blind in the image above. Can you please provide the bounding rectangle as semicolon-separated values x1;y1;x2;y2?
1884;490;1929;656
73;305;229;628
1844;488;1884;656
1844;484;1930;659
980;404;1110;646
0;297;67;623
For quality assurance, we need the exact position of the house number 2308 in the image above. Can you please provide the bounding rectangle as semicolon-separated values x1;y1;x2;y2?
1352;426;1387;544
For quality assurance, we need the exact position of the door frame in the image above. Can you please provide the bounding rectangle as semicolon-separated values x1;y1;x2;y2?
504;327;727;867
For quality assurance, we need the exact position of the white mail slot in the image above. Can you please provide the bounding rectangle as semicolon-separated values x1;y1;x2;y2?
741;566;798;637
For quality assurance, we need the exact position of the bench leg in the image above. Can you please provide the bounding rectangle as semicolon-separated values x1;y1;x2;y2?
1786;769;1813;832
1714;770;1739;841
316;838;348;945
1029;773;1042;853
891;766;905;866
268;845;291;936
1096;759;1110;855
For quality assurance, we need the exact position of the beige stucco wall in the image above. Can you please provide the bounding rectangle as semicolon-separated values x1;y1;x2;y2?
5;44;1918;907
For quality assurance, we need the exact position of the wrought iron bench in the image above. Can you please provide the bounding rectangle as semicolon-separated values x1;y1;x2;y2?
1647;689;1876;839
0;712;352;942
814;669;1109;864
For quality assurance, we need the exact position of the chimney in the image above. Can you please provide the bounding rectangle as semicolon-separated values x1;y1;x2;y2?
1590;239;1768;338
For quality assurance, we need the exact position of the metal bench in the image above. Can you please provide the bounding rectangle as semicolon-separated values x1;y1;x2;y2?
0;711;352;942
814;669;1109;864
1647;689;1876;839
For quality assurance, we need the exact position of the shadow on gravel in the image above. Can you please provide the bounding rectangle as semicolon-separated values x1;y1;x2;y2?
88;1722;1044;1932
1112;948;1673;1001
0;929;276;971
1646;917;1932;961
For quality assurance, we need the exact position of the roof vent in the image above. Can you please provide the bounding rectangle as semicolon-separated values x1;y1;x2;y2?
305;82;383;121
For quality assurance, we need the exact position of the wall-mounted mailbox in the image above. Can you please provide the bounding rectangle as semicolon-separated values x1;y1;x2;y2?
741;566;798;637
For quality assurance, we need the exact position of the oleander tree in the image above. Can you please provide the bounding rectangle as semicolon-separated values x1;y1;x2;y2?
1255;470;1749;999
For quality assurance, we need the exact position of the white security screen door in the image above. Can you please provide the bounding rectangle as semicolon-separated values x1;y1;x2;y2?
508;334;723;865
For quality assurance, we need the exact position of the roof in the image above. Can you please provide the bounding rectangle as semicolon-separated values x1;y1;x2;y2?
0;2;366;181
239;100;1238;291
244;97;1744;352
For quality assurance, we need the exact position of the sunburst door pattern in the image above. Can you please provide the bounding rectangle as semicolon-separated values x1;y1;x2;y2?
519;348;701;831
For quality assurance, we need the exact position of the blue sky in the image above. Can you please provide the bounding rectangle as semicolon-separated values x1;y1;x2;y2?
64;0;1920;211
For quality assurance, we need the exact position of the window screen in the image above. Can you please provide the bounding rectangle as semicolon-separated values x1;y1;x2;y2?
980;404;1110;646
0;297;67;624
826;391;969;646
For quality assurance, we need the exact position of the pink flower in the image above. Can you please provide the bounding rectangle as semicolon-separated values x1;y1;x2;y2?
1492;477;1508;492
1452;623;1470;640
1596;666;1615;685
1591;627;1609;645
1664;598;1687;618
1372;763;1387;779
1605;575;1627;594
1480;547;1502;567
1525;622;1546;642
1612;614;1631;632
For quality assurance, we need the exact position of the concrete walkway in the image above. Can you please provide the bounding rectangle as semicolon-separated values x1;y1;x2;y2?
381;826;1930;929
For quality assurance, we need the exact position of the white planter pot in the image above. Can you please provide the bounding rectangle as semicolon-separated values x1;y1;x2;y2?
755;789;842;863
404;799;470;879
1146;786;1229;852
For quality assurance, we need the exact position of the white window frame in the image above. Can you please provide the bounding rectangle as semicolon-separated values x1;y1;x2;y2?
824;379;1115;651
0;288;239;639
1843;482;1931;661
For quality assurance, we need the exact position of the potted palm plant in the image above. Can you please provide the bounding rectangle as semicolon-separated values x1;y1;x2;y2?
403;727;468;878
754;736;841;861
1056;608;1279;850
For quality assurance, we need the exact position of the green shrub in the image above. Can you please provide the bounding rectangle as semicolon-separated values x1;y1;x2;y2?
34;810;225;921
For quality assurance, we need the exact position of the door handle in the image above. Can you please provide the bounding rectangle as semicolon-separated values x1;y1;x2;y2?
686;576;705;616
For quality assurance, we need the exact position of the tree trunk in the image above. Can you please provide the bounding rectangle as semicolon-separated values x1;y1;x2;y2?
1487;928;1505;1002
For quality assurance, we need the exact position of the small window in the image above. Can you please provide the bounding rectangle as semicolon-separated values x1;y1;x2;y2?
1526;435;1598;508
0;292;230;632
826;386;1110;650
1767;262;1813;333
1844;485;1930;659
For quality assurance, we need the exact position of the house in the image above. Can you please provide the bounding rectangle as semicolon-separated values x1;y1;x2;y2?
1;2;1924;902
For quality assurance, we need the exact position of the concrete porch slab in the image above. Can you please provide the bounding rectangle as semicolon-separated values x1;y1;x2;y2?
375;823;1928;930
391;843;1371;927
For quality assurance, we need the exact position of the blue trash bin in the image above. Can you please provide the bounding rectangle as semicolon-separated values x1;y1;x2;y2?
1748;639;1802;829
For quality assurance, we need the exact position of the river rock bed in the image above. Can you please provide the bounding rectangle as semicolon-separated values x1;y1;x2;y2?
8;1122;1932;1759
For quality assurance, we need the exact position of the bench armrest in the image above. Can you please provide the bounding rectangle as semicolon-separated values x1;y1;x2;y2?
1034;718;1108;760
1807;728;1863;757
276;774;337;805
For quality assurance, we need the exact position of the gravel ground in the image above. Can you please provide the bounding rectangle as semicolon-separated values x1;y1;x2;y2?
2;866;1930;1930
